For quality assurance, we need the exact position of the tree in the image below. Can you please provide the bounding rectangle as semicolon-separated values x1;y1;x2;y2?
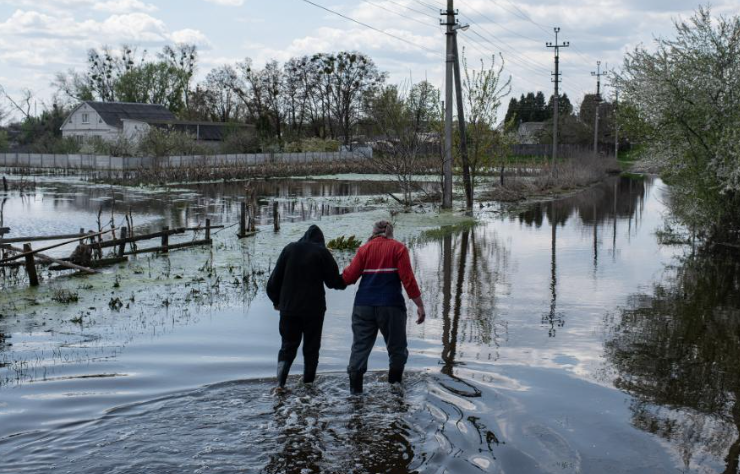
367;81;441;206
462;52;511;196
314;52;386;146
53;44;199;116
613;6;740;243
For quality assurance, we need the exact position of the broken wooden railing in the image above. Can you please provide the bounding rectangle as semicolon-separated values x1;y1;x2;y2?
0;220;223;287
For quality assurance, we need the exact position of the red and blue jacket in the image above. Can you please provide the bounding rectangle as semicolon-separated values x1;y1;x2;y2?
342;237;421;308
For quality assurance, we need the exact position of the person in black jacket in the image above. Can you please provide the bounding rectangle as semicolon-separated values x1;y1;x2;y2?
266;225;346;388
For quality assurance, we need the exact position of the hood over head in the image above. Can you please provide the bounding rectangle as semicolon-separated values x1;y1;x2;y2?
299;224;326;247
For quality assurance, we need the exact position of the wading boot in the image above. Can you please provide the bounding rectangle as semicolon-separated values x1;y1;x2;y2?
303;363;318;385
388;368;403;385
276;361;291;388
349;371;363;395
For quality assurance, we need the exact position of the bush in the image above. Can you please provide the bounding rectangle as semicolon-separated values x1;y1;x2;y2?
220;130;260;154
284;137;340;153
138;127;211;157
82;135;137;157
0;130;8;152
29;135;80;154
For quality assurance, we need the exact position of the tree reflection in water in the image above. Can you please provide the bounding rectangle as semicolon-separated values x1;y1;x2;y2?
605;253;740;472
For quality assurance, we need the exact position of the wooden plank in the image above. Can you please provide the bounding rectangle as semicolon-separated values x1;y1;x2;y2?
0;232;90;244
0;229;112;264
123;239;212;256
5;244;98;275
49;256;128;271
92;228;186;250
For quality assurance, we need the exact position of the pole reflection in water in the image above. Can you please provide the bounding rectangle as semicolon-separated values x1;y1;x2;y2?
543;202;563;337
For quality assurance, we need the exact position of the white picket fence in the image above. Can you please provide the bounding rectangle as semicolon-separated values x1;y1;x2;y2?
0;148;372;171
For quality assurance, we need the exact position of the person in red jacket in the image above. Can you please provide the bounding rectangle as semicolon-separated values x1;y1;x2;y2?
342;220;426;394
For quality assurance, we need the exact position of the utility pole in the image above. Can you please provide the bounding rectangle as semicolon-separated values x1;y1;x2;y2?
441;0;455;209
546;27;569;174
591;61;606;158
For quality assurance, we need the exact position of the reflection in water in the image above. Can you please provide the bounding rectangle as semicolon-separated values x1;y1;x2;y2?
606;253;740;472
544;202;563;337
0;178;404;240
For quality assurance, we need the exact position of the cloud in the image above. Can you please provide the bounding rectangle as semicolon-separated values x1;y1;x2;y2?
202;0;244;6
170;28;211;47
0;0;157;13
93;0;158;13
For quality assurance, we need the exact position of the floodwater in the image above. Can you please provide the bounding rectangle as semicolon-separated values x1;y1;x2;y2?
1;174;739;473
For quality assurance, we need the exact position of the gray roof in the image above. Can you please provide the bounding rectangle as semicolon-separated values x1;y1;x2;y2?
86;102;176;127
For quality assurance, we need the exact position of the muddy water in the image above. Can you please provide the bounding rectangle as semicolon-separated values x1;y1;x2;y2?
1;175;738;473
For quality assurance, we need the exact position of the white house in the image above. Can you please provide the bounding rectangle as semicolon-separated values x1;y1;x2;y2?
61;101;254;145
60;101;176;144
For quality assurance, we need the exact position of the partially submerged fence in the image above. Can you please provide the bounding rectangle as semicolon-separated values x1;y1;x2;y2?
0;148;372;172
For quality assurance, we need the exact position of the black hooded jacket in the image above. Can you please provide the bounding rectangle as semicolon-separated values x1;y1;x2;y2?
266;225;346;315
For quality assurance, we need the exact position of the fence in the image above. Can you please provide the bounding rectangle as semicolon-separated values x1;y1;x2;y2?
511;144;616;158
0;149;372;172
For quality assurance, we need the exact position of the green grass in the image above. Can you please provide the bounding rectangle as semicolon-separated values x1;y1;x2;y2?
617;145;644;171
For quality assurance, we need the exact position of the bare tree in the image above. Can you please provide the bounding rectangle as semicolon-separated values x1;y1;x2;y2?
0;85;34;119
462;51;511;195
368;81;441;206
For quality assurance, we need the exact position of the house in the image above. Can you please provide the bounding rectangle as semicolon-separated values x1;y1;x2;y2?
61;101;254;145
61;102;176;144
517;122;547;145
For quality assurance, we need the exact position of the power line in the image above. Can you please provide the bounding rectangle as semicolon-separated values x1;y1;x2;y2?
457;1;542;44
384;0;440;21
499;0;551;34
299;0;443;58
360;0;438;30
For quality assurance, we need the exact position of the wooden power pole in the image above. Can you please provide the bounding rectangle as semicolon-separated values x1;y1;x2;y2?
442;0;455;209
591;61;606;158
546;27;569;174
441;1;472;210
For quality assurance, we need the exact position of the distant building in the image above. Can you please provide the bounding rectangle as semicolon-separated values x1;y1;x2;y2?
517;122;547;145
60;101;253;145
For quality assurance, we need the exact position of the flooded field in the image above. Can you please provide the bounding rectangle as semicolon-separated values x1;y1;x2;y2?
1;174;738;473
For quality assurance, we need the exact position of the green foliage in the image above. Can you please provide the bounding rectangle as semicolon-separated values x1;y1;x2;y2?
0;130;8;152
284;137;340;152
54;44;198;116
52;289;80;304
504;91;570;123
138;127;211;158
219;128;260;153
327;235;362;251
614;6;740;243
82;135;136;157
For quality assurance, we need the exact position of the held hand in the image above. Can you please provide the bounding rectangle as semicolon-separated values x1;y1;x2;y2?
416;306;426;324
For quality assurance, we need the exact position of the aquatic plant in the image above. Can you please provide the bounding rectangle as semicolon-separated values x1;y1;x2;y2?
51;289;80;304
327;235;362;251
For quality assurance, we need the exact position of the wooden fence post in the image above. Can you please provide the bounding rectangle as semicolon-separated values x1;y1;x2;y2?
118;227;128;257
273;202;280;232
23;243;39;287
205;219;211;242
239;202;246;237
161;226;169;254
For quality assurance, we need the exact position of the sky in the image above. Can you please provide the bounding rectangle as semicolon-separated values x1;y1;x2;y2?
0;0;734;122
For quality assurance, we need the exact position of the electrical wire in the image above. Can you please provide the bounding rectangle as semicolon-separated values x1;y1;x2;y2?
298;0;443;58
360;0;438;30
